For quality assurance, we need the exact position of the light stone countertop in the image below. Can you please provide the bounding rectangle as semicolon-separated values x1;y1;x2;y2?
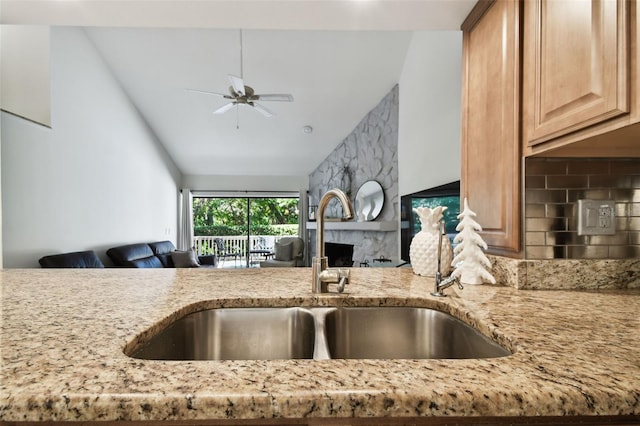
1;267;639;423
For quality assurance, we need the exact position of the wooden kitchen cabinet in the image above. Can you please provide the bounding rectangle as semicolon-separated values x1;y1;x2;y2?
523;0;640;156
461;0;522;256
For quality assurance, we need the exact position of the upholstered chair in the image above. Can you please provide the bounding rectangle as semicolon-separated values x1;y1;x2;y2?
260;236;304;267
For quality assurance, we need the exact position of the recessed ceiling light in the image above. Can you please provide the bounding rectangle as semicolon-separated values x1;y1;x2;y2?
303;125;313;134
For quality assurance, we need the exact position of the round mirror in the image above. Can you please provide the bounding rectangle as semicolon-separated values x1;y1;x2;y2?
355;180;384;222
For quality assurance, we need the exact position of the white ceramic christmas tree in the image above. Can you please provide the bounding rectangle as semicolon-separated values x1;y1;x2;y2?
451;198;496;285
410;206;453;277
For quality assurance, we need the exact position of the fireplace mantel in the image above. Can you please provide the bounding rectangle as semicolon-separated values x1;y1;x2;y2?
306;221;397;232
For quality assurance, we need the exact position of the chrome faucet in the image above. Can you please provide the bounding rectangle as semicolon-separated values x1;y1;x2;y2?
312;188;355;293
431;219;463;297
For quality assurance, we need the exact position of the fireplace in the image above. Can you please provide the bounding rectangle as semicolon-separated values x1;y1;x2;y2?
325;242;354;267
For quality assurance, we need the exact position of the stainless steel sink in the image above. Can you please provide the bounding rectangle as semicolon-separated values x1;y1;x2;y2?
128;307;316;360
323;307;510;359
127;306;510;361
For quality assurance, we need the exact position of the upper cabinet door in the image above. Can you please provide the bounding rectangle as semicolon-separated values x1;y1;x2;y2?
523;0;629;147
461;0;521;256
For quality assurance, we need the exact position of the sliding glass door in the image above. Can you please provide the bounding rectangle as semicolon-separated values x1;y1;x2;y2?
192;193;299;267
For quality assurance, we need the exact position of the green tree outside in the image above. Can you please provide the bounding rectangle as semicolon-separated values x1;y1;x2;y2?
193;197;299;236
412;196;460;235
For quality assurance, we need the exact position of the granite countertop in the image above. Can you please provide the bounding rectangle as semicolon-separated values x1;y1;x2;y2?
1;267;639;423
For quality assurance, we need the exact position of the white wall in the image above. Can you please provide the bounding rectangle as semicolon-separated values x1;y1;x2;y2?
183;174;308;192
0;25;51;127
398;31;462;196
1;27;182;267
0;136;3;269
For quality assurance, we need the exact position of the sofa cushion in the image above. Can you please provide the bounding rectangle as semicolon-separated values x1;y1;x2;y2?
148;240;176;255
148;241;177;266
107;243;161;268
171;250;200;268
197;254;218;267
39;250;104;268
278;237;304;259
260;259;297;268
260;236;305;268
274;241;293;261
155;253;174;267
106;241;215;268
128;256;164;268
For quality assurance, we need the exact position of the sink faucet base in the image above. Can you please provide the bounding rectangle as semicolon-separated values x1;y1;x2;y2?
431;219;464;297
312;189;355;294
312;256;329;293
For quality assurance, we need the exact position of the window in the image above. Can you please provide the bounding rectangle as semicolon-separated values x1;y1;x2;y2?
400;181;460;262
192;193;299;267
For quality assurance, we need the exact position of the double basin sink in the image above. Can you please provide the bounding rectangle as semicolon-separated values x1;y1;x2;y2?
128;306;511;361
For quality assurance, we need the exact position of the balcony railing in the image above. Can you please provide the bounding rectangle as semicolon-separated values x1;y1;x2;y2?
193;235;282;266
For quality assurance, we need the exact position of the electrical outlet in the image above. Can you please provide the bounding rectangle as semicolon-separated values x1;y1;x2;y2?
577;199;616;236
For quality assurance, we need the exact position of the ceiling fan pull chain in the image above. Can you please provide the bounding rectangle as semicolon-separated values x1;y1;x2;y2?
239;29;244;79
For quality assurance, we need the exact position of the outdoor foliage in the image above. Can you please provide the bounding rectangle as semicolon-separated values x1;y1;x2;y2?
412;195;460;234
194;224;298;237
193;197;299;236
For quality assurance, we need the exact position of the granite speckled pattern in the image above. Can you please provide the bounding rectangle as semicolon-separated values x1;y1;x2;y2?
490;256;640;290
1;267;639;423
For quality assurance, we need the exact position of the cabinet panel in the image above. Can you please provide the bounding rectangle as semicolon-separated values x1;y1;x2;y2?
461;0;521;256
524;0;629;146
525;0;640;157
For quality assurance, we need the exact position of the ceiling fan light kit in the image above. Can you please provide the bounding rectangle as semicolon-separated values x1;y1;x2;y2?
186;30;294;119
188;74;293;118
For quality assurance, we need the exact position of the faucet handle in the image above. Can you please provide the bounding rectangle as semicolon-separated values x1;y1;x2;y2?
337;268;349;293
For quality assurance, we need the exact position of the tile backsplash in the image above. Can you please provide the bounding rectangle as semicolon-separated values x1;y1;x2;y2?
525;158;640;259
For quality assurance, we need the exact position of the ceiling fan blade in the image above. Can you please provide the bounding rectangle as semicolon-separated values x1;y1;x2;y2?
213;102;236;114
228;75;245;96
251;94;294;102
185;88;232;99
250;102;274;118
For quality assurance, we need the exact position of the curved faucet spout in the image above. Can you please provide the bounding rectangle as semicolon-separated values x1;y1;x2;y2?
312;188;355;293
316;188;355;260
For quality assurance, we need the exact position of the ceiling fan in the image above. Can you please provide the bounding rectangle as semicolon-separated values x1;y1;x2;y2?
187;75;294;118
187;30;293;118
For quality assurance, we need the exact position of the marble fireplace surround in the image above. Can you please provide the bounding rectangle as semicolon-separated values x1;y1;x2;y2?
308;86;399;265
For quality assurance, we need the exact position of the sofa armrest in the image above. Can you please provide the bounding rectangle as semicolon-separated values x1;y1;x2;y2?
198;254;218;267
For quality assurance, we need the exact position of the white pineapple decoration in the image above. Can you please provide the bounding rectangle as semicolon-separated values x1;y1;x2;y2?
410;206;453;277
451;198;496;285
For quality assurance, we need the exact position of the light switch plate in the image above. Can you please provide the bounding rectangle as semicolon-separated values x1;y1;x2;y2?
577;199;616;236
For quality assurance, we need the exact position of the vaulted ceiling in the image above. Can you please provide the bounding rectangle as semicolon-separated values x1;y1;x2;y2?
2;0;476;177
86;28;413;176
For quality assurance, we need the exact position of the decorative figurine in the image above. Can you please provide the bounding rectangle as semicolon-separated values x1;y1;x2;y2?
451;198;496;285
410;206;453;277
